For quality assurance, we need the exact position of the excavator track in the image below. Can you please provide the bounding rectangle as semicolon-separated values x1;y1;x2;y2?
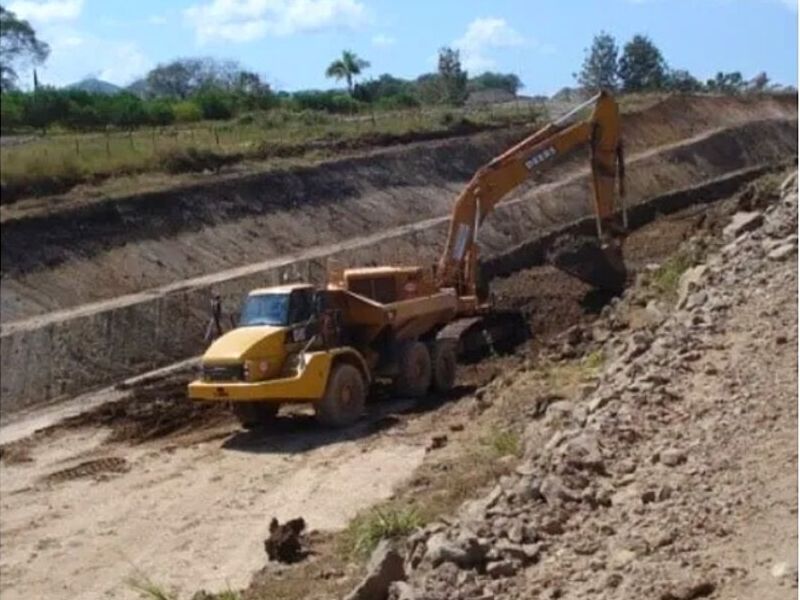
437;310;530;360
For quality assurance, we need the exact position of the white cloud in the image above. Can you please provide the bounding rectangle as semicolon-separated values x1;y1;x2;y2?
7;0;83;22
32;32;151;87
778;0;797;10
148;15;169;25
372;33;395;47
184;0;367;44
453;17;526;72
96;42;150;84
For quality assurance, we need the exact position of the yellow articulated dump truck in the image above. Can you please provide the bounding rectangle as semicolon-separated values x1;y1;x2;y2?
188;266;464;428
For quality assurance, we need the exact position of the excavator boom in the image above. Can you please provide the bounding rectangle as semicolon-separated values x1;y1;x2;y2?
437;91;626;297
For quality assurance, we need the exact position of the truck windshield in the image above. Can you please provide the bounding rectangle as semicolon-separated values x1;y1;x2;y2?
239;294;289;326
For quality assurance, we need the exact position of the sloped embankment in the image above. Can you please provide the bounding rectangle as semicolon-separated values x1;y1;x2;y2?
0;95;796;414
1;94;795;322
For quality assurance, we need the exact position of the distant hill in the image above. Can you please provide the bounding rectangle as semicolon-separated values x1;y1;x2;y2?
66;78;121;95
125;78;150;98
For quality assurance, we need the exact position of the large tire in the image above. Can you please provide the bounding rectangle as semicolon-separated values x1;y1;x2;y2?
430;341;457;393
315;363;366;428
232;402;279;429
392;341;432;398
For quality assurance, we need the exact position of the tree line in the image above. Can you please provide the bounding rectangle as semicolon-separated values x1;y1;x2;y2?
576;31;779;94
0;3;788;134
0;42;501;132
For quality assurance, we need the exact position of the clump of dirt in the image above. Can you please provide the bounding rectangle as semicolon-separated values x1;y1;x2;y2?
492;266;606;343
264;517;310;564
53;377;231;444
42;456;129;483
0;439;35;464
158;147;244;174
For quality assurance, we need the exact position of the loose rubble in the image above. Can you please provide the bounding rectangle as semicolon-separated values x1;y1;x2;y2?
340;171;799;600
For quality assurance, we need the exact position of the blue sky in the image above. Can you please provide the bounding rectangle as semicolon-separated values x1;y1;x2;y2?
7;0;799;93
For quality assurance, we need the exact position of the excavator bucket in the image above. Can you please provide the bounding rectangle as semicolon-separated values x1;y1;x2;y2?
548;235;627;292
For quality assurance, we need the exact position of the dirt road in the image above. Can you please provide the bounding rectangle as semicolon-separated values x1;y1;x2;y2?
0;399;432;599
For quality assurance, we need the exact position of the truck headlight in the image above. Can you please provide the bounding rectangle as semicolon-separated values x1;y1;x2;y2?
244;359;270;380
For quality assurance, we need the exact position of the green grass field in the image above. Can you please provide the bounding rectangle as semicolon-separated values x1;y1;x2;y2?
0;101;546;203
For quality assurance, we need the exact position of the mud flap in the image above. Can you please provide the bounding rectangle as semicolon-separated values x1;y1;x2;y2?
548;235;627;292
438;311;530;360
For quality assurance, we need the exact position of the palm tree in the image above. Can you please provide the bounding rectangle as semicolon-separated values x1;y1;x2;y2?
325;50;370;95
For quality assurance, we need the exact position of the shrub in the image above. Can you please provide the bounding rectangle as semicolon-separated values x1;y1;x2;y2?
172;101;203;123
0;92;25;129
145;101;175;126
375;93;420;110
108;94;148;127
292;90;362;114
195;89;234;120
340;505;422;559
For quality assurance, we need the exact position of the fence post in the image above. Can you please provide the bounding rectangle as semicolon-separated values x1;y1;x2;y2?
74;137;80;157
129;130;134;150
105;131;111;158
214;128;220;146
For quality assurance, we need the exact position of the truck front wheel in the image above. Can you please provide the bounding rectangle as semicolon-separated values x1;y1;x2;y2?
232;402;279;429
315;363;366;428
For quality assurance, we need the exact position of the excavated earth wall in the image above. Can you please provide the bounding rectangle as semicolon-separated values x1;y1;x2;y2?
0;96;796;415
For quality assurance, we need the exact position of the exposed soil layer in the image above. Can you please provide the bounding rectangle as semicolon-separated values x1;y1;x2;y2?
30;193;733;447
1;95;794;323
54;378;230;443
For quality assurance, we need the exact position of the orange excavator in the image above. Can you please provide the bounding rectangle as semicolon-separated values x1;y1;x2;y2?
435;89;628;351
188;91;628;428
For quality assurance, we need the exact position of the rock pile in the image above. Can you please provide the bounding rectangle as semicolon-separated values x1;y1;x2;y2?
345;171;798;600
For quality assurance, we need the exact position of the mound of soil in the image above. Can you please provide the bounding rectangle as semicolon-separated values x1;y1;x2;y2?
54;378;231;443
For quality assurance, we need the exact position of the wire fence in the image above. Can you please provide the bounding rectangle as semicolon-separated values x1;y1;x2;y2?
0;100;549;187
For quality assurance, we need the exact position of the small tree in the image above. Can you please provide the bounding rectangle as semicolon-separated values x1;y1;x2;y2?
0;6;50;91
437;47;468;105
618;34;668;92
706;71;745;95
325;50;370;95
576;31;619;91
468;72;522;95
665;69;703;93
748;71;770;92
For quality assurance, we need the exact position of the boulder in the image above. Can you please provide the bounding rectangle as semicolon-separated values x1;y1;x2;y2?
723;211;763;239
345;540;406;600
425;531;487;568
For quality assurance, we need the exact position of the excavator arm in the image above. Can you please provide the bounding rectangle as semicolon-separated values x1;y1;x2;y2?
437;90;626;296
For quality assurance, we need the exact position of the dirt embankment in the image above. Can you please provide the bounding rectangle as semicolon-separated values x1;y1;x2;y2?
1;94;795;323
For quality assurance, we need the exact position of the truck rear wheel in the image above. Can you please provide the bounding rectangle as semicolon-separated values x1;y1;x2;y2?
315;363;366;428
430;341;457;393
393;341;432;398
232;402;279;429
